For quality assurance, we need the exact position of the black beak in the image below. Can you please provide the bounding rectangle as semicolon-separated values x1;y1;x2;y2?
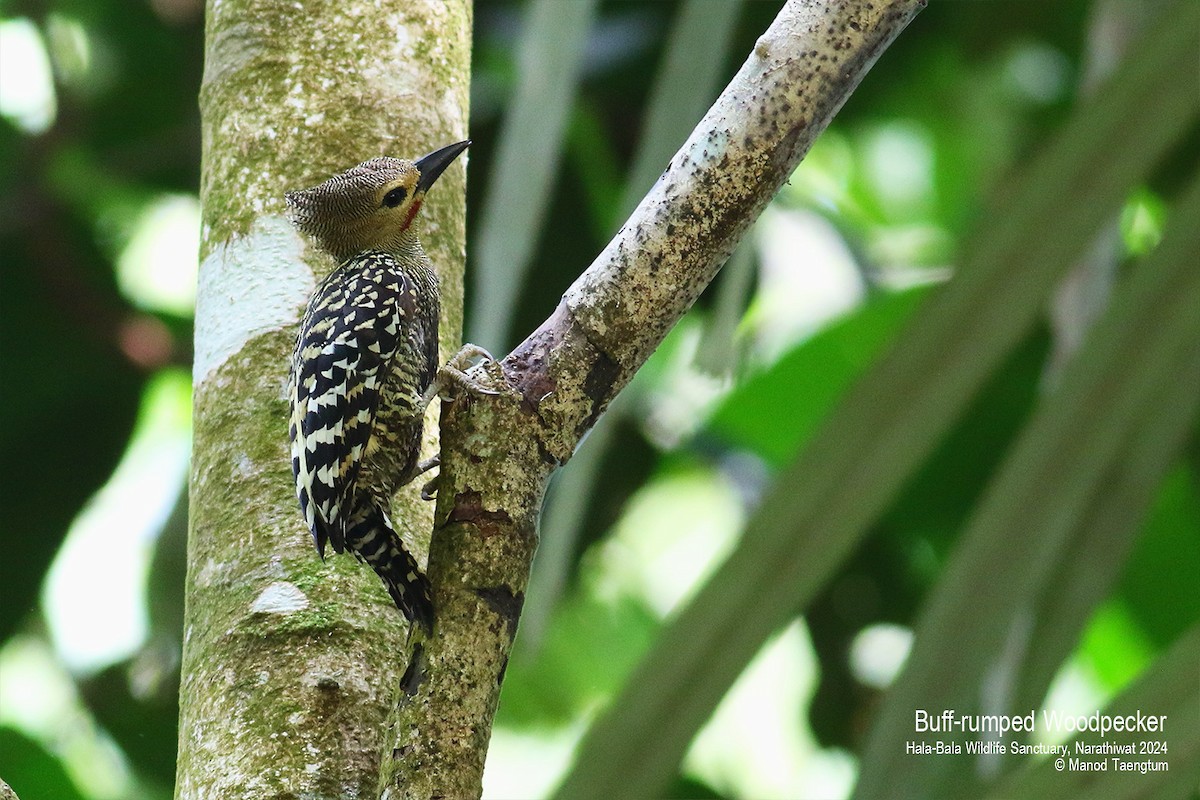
414;140;471;193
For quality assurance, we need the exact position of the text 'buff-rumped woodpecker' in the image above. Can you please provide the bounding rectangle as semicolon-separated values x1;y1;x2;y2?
285;140;470;632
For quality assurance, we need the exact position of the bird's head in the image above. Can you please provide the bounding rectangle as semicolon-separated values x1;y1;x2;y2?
286;139;470;261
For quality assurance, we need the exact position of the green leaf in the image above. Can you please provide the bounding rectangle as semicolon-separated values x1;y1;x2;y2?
0;727;88;800
982;624;1200;800
498;591;659;728
706;286;927;467
1118;464;1200;646
468;0;600;350
856;168;1200;800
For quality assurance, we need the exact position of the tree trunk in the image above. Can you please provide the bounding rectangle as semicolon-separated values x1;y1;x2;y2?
179;0;470;796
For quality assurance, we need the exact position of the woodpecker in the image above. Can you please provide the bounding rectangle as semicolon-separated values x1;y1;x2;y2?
285;140;470;632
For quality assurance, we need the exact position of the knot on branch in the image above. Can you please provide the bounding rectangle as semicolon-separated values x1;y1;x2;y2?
448;489;514;537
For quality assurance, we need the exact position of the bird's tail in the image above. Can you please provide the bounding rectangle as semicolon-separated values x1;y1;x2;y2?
344;502;434;632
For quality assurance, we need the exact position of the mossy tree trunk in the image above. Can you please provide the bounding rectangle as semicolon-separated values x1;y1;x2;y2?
179;0;470;797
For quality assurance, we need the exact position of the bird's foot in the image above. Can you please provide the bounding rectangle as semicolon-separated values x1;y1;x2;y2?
435;344;504;401
414;456;440;501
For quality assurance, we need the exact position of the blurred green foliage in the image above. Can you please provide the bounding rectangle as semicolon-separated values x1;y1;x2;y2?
2;1;1197;798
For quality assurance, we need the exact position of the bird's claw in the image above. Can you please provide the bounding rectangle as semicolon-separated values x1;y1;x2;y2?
437;344;503;399
420;473;440;501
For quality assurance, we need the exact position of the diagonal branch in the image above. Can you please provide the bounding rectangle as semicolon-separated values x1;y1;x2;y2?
509;0;926;459
383;1;926;797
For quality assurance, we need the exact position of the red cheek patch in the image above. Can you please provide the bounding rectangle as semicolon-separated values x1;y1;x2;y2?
402;199;424;231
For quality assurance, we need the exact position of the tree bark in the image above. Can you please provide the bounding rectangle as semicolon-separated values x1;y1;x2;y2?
179;0;470;797
386;1;925;797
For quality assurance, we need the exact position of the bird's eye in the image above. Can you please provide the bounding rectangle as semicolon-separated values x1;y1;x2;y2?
382;187;408;208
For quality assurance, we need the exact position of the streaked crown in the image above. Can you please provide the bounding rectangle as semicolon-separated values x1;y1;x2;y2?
286;141;470;262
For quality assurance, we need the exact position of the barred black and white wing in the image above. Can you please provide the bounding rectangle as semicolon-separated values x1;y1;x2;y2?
288;251;437;629
289;254;400;553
